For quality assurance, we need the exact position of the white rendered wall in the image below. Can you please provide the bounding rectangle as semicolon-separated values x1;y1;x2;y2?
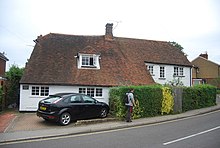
19;85;110;111
146;63;191;86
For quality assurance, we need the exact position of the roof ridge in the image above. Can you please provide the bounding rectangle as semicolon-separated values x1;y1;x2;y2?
40;33;168;43
192;56;220;66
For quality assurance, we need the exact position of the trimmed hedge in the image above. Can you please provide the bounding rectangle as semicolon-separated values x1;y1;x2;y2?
182;84;216;112
109;84;217;119
109;85;173;119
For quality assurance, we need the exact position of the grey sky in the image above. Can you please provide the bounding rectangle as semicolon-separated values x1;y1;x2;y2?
1;0;220;70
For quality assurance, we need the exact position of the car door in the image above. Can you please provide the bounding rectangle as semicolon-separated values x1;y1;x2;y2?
81;95;100;119
67;95;84;119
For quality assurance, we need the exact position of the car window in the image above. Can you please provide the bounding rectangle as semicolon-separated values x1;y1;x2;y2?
82;95;95;103
43;95;61;103
70;95;82;103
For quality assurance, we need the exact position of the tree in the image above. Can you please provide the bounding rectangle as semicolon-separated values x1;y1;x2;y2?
169;41;184;51
168;41;187;56
5;65;24;108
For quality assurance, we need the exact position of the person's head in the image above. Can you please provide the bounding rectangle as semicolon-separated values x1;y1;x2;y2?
130;88;134;93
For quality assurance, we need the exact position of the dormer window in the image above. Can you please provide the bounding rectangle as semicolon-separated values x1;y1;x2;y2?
78;53;100;69
82;55;96;67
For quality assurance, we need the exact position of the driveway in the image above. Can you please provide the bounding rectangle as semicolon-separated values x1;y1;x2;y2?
0;111;116;133
6;112;61;132
0;112;16;133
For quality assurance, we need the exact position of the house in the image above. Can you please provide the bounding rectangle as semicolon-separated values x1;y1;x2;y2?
192;53;220;88
0;52;8;110
0;52;8;86
19;23;192;111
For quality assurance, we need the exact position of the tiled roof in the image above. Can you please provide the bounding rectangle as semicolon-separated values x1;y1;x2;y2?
0;52;9;61
20;33;191;86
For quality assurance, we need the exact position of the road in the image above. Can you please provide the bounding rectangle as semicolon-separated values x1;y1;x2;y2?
1;110;220;148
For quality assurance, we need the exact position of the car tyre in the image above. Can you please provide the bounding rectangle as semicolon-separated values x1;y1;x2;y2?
100;108;108;118
59;112;71;126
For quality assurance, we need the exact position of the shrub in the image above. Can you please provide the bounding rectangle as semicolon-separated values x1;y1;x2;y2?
161;87;174;115
182;84;216;112
109;85;170;119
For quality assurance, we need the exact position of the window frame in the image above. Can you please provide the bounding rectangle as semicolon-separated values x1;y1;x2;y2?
147;65;154;75
159;66;165;78
174;67;184;77
81;55;96;67
78;53;100;69
31;86;49;97
78;87;103;98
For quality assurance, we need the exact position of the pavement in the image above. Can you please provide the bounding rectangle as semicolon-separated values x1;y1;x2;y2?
0;104;220;144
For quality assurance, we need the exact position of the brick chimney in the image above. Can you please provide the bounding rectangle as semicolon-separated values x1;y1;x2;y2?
105;23;113;40
199;52;208;59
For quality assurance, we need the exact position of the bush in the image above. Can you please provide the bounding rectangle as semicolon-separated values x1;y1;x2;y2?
182;84;216;112
109;84;216;119
109;85;173;119
161;87;174;115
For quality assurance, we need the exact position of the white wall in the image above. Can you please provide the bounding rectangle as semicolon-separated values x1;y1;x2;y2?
19;85;110;111
146;63;191;86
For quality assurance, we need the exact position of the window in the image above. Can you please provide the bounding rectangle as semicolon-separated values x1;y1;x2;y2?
40;87;49;96
160;66;165;78
147;65;154;75
82;55;96;66
31;86;49;96
87;88;95;97
174;67;178;76
82;95;95;103
79;88;86;94
179;67;183;76
79;88;103;97
70;95;82;103
22;85;29;90
78;54;100;69
32;86;39;95
96;88;103;97
174;67;184;76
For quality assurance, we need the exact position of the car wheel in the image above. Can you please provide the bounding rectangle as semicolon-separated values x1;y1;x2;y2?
100;108;108;118
59;112;71;126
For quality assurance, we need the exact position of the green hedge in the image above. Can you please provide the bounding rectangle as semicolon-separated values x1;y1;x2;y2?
109;84;217;119
109;85;171;119
182;84;216;112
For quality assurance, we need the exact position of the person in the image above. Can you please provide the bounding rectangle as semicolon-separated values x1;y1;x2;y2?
125;88;136;122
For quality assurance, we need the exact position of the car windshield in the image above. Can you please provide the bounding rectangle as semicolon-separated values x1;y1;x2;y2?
43;95;62;103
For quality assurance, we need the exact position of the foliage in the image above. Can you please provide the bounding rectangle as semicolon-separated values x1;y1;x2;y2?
5;65;24;106
182;84;216;112
109;85;165;119
208;77;220;88
168;41;184;51
110;84;217;119
168;41;187;56
161;87;174;115
165;78;183;87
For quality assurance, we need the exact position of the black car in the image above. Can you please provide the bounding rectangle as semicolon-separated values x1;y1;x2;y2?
37;93;109;125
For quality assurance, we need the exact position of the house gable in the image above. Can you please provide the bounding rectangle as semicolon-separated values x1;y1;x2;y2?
192;55;220;79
